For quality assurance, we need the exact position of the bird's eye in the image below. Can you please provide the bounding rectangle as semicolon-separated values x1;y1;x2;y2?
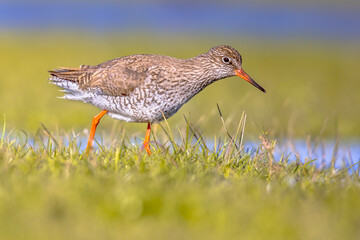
222;57;231;64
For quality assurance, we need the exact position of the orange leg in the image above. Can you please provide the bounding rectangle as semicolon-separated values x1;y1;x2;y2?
143;122;152;155
86;110;108;152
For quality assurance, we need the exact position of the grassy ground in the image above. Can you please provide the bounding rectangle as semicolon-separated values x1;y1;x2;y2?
0;121;359;240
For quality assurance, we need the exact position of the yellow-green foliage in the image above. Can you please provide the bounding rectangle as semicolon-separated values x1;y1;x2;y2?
0;127;359;240
0;33;359;139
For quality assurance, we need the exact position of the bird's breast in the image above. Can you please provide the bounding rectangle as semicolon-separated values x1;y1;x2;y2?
92;74;208;123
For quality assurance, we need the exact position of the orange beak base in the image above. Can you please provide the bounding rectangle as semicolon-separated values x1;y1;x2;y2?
235;69;266;93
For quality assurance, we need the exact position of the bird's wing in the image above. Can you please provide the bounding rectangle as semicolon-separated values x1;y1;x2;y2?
49;55;162;96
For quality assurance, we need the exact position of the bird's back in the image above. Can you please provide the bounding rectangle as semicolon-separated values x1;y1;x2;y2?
50;54;185;97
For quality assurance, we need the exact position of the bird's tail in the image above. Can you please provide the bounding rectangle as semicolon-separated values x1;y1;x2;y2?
49;66;89;100
49;67;83;81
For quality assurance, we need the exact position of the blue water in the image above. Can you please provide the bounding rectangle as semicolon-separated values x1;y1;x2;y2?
197;139;359;172
244;140;360;171
1;2;360;40
18;130;359;173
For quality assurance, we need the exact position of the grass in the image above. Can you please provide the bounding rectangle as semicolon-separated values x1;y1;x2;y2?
0;116;360;240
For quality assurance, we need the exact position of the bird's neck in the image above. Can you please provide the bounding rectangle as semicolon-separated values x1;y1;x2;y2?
184;54;222;87
186;54;213;77
166;54;219;104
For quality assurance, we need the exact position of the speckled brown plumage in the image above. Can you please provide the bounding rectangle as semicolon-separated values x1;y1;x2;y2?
49;45;266;154
49;45;265;123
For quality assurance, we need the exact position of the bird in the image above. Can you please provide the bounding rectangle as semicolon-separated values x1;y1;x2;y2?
49;45;266;155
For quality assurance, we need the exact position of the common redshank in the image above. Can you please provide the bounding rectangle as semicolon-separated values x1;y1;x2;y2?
49;45;265;155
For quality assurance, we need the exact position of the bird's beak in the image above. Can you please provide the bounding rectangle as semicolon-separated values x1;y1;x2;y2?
235;69;266;93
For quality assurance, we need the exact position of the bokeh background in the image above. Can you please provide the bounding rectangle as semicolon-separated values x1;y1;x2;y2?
1;0;360;141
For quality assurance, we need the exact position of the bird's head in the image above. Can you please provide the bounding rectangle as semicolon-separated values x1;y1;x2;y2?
207;45;266;93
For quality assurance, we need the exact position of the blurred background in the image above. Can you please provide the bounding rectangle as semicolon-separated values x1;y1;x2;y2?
1;0;359;141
